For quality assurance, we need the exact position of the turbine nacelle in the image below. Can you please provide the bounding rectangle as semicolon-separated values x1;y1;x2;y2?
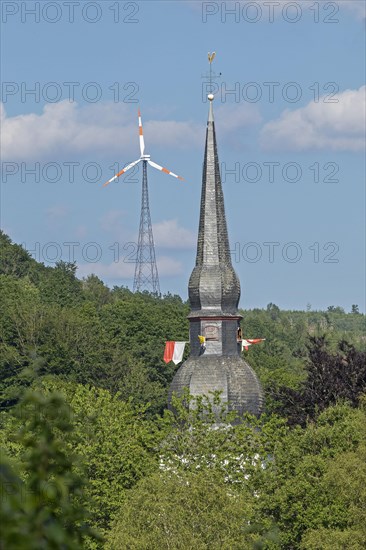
141;154;151;161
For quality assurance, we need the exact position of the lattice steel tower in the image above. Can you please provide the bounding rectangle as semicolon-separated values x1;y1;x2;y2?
103;109;183;294
133;160;160;294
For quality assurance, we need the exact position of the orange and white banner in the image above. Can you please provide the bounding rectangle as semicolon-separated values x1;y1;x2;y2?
241;338;266;351
164;341;187;365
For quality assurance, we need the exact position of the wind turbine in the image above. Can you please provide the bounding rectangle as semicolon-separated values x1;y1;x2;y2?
103;109;184;294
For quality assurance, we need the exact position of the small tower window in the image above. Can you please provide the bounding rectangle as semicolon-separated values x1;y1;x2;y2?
204;325;219;341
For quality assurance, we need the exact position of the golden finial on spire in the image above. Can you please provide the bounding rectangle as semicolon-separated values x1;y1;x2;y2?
208;51;216;64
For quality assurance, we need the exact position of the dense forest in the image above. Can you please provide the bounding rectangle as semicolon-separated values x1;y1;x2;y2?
1;230;365;549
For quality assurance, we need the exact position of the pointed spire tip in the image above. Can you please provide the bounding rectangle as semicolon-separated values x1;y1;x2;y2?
208;94;214;122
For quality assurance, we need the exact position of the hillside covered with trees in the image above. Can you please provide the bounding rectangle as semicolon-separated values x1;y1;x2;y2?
1;230;365;549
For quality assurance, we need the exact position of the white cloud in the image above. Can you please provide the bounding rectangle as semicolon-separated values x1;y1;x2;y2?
152;219;196;249
145;120;202;150
1;101;121;160
260;86;366;152
98;213;195;252
77;260;135;280
1;99;261;162
77;254;183;281
157;255;184;276
0;101;202;161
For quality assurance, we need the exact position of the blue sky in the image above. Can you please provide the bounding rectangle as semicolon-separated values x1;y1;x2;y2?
1;0;365;312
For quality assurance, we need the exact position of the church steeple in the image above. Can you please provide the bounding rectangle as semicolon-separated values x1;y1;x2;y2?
188;93;241;318
168;55;263;420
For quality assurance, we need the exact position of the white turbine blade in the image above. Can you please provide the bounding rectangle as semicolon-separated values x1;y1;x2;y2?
138;108;145;156
103;159;141;187
148;160;184;180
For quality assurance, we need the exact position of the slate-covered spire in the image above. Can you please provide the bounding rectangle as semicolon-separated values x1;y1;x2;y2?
188;95;241;317
168;67;263;420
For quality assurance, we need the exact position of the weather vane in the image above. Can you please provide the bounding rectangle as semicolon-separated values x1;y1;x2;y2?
208;51;216;91
202;51;221;96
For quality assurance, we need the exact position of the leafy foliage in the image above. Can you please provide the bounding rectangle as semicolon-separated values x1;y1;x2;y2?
1;378;163;540
1;231;365;548
256;402;366;547
0;233;191;414
0;390;99;549
106;470;265;550
270;337;366;425
106;398;366;549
